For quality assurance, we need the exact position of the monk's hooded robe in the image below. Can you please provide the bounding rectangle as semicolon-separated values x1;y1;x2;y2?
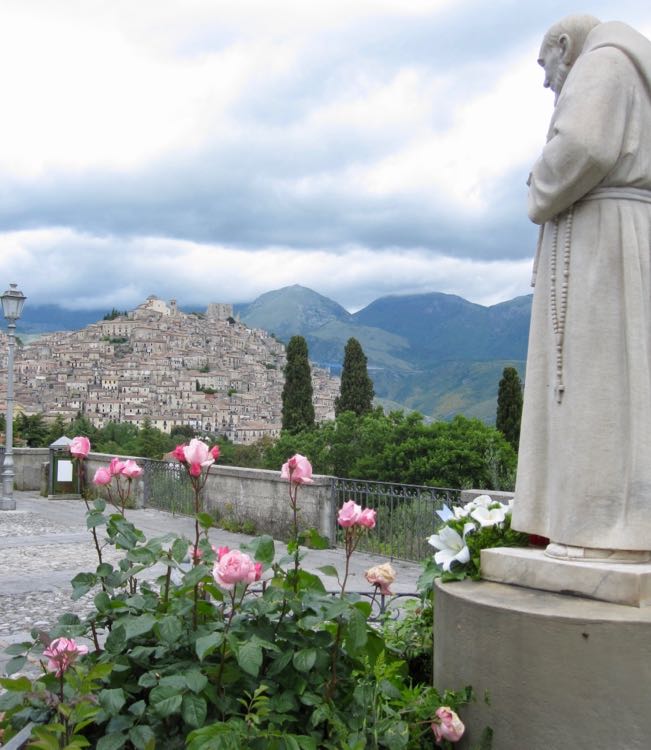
512;21;651;550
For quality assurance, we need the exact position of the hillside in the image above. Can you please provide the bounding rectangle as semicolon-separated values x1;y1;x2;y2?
237;285;531;422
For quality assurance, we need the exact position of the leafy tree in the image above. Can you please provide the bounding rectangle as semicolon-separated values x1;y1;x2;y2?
16;413;49;447
496;366;523;451
134;417;173;459
170;424;196;442
68;413;99;443
102;308;127;320
281;336;315;433
47;414;68;445
335;338;375;417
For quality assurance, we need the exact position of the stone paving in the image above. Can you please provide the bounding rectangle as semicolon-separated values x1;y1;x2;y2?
0;491;424;676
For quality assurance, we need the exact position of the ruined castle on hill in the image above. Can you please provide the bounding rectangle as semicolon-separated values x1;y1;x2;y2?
0;295;340;444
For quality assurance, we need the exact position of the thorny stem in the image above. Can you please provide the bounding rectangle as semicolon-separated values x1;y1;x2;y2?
214;590;238;699
162;550;173;612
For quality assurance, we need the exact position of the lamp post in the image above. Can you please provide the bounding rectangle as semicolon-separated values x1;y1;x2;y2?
1;283;26;510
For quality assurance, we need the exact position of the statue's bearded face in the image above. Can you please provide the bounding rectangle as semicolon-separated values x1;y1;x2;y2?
538;40;571;102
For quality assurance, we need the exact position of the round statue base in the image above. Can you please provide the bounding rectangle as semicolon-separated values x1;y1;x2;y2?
434;579;651;750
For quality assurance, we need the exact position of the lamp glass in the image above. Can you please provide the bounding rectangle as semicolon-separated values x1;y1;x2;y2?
1;284;26;321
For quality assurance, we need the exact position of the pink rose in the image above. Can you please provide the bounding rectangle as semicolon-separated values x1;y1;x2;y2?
210;445;220;460
43;637;89;677
216;546;229;561
69;436;90;459
172;444;187;462
120;459;143;479
213;549;258;590
189;462;202;477
337;500;362;528
358;508;377;529
183;438;214;468
432;707;465;744
109;457;126;476
192;545;203;562
93;467;112;486
364;563;396;595
281;454;314;484
254;562;263;581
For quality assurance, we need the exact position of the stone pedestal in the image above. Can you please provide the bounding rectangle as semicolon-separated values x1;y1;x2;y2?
481;547;651;606
434;578;651;750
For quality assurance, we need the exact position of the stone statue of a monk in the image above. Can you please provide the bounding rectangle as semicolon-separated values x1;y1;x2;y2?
511;15;651;562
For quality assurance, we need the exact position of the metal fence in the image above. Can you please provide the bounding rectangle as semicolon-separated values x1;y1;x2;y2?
141;458;195;515
332;477;461;562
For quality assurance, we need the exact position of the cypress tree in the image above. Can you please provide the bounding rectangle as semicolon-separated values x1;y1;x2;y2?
496;366;523;451
281;336;315;433
335;337;375;417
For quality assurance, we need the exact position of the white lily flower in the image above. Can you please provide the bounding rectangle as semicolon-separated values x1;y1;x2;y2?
427;523;475;572
470;505;508;528
453;505;470;519
436;505;455;522
471;494;494;508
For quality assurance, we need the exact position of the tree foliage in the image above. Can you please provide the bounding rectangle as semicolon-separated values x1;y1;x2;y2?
281;336;315;433
335;337;375;417
265;410;517;490
496;366;523;451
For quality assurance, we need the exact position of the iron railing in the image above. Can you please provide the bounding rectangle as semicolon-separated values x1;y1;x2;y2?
332;477;461;562
141;458;195;515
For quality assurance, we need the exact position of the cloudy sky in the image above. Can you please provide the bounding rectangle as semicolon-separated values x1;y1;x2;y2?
1;0;650;313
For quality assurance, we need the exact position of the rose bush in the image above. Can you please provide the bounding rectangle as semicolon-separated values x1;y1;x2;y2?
0;452;476;749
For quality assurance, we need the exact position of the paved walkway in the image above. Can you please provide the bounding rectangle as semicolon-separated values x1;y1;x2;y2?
0;491;424;674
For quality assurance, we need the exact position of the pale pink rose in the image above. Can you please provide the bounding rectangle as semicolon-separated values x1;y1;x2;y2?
216;546;229;561
43;637;89;677
210;445;220;460
109;457;126;476
93;467;112;486
280;454;314;484
364;563;396;595
183;438;214;468
69;436;90;459
120;459;143;478
337;500;362;528
213;549;257;590
358;508;377;529
189;462;202;477
432;707;465;743
172;444;186;462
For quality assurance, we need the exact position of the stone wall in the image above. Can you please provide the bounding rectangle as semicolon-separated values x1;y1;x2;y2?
11;449;337;544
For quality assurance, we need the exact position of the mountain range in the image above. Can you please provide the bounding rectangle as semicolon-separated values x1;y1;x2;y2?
14;286;532;423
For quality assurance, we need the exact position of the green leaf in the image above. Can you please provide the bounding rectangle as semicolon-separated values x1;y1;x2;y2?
0;691;24;710
96;563;115;578
243;535;275;564
3;641;32;656
0;675;30;690
183;563;210;587
94;591;112;612
149;685;183;717
159;675;187;691
266;649;293;677
129;725;156;750
87;511;106;529
182;693;207;728
94;498;107;512
317;565;339;579
96;733;127;750
128;700;146;718
195;632;223;661
344;608;368;654
156;616;183;645
184;670;208;694
172;537;189;563
71;572;97;599
3;655;26;675
137;672;159;688
296;570;326;593
99;688;126;716
197;512;214;529
105;625;127;654
236;641;262;677
292;648;317;672
381;721;409;749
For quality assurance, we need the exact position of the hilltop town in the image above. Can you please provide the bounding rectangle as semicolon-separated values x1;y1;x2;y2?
0;296;340;444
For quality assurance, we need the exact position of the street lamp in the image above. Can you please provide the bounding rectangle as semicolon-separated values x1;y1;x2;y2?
1;283;26;510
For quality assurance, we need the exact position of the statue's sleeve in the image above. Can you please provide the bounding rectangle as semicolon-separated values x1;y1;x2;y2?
528;47;632;224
